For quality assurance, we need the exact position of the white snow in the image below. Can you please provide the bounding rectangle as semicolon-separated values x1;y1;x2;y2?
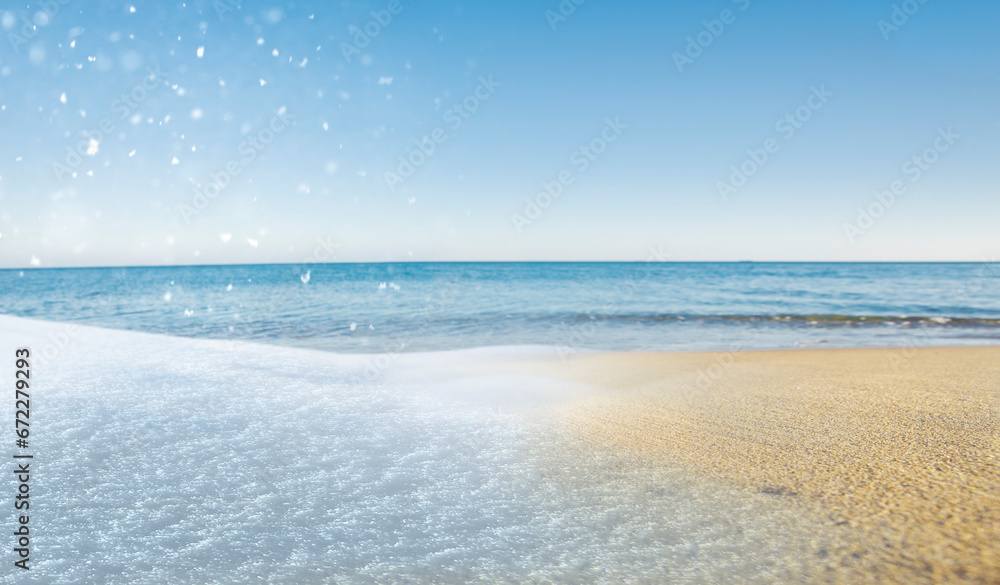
0;317;851;584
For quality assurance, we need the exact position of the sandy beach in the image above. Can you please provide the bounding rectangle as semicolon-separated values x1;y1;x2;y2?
516;346;1000;584
3;314;997;583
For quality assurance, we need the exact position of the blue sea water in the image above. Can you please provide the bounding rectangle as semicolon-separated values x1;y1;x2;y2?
1;262;998;353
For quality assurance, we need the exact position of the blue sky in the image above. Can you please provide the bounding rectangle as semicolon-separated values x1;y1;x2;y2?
0;0;997;267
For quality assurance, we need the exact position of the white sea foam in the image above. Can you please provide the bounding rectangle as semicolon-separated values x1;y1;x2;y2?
1;316;842;584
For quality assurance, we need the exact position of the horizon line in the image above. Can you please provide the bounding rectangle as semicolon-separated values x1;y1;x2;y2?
2;259;996;271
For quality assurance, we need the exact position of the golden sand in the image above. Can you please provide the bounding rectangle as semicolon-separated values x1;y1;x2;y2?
516;346;1000;584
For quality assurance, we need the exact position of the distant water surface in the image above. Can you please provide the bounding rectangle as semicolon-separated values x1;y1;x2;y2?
1;262;997;353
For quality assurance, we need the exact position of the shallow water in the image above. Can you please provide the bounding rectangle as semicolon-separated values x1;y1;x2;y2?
1;316;865;584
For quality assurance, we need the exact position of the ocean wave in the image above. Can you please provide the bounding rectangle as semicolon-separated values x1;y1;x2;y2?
430;313;1000;328
564;313;1000;327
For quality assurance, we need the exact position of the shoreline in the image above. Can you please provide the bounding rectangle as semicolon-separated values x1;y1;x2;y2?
4;311;1000;358
3;315;997;582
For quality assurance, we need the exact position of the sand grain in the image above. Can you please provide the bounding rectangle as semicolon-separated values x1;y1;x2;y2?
520;346;1000;584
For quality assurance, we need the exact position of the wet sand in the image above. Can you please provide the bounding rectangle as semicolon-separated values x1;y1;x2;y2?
517;346;1000;584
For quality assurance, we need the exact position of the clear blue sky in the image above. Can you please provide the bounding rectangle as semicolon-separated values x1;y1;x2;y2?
0;0;998;267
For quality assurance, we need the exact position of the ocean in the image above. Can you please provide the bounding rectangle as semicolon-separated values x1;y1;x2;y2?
2;262;998;354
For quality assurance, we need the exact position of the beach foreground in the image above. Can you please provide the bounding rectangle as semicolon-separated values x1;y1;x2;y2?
1;315;996;584
512;346;1000;584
